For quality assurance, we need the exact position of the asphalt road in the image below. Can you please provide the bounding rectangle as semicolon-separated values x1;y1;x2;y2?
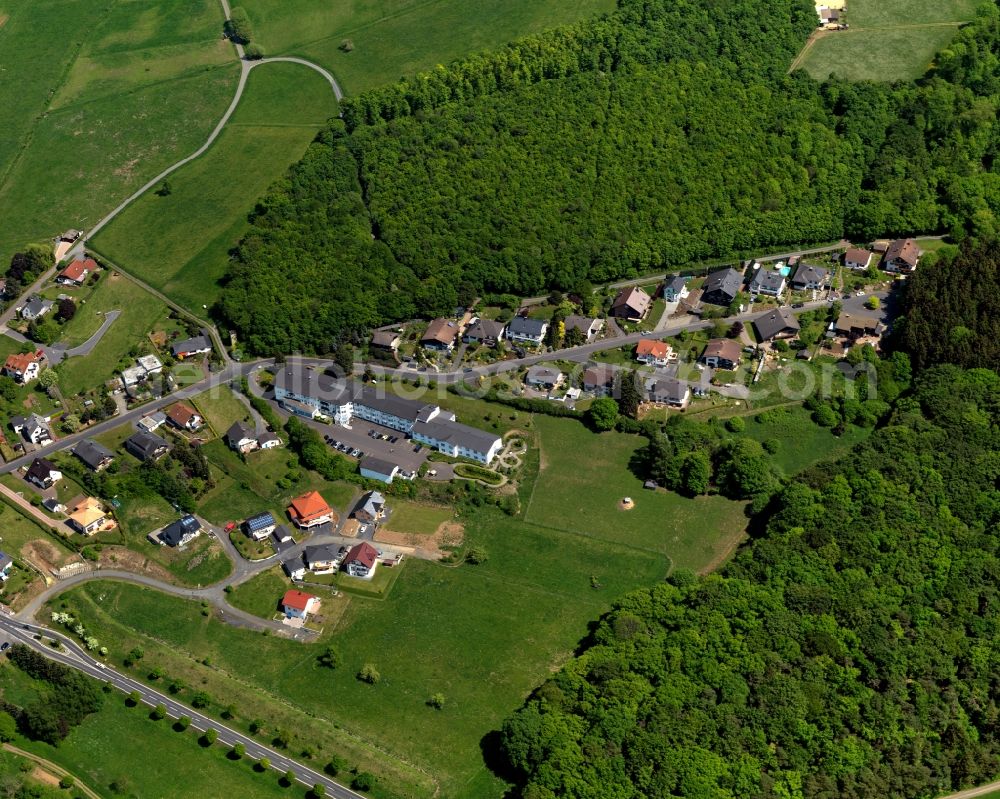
0;615;364;799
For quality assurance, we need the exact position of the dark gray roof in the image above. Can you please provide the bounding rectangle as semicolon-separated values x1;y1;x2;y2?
225;421;254;445
171;334;211;357
304;543;340;566
25;458;58;483
703;268;743;303
355;384;433;423
73;439;115;470
753;307;800;341
507;316;547;338
359;455;399;477
648;377;689;403
0;552;11;571
160;515;200;547
526;366;562;383
665;276;688;293
412;418;501;455
791;263;829;286
125;430;170;460
245;511;275;532
749;268;785;293
464;318;506;340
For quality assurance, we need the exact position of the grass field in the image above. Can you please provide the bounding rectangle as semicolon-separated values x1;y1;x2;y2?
0;661;300;799
91;62;337;313
227;565;288;618
384;501;453;535
56;509;667;798
743;405;872;477
242;0;616;94
797;0;977;82
525;415;748;571
0;0;239;264
52;274;171;395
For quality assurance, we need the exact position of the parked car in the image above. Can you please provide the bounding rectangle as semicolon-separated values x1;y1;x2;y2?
350;449;361;457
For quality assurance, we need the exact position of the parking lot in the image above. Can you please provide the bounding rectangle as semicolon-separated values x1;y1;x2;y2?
318;419;428;474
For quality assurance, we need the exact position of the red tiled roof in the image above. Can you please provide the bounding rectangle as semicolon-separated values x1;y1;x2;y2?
4;351;42;373
288;491;332;523
281;589;316;611
636;339;669;359
166;403;198;426
346;542;378;570
58;258;96;282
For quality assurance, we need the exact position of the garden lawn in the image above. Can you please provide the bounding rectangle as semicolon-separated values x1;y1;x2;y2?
53;275;171;396
192;384;252;437
0;661;296;799
0;500;74;566
242;0;616;93
196;440;355;527
55;510;667;799
91;62;337;313
384;501;453;535
0;0;239;264
525;415;748;570
743;405;872;477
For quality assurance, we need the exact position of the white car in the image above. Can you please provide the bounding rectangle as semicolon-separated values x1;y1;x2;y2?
856;291;866;297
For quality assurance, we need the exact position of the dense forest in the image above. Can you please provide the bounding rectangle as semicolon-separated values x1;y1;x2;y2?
892;239;1000;370
499;364;1000;798
218;0;1000;355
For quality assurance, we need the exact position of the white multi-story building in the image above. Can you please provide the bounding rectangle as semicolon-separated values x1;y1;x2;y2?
273;367;503;464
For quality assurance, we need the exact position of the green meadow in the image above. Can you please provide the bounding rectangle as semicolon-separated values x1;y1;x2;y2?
91;62;337;313
242;0;616;93
0;0;238;263
798;0;978;82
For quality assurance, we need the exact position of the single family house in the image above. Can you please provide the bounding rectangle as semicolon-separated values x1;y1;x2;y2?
463;318;507;347
701;268;743;307
124;431;171;462
166;403;203;432
646;377;691;409
843;248;873;270
506;316;548;346
663;276;689;302
753;307;801;342
56;257;96;286
25;458;61;489
3;350;45;384
354;491;386;524
882;238;920;273
171;333;212;360
790;263;829;291
0;553;12;582
304;544;340;573
158;515;201;547
525;365;564;390
19;296;53;321
563;315;603;342
421;318;460;352
748;267;785;298
282;589;319;619
582;364;616;396
287;490;334;529
137;412;167;433
635;339;673;367
244;511;277;541
700;338;742;370
67;496;115;536
370;330;401;353
343;542;379;578
610;286;651;322
73;439;115;472
11;414;51;445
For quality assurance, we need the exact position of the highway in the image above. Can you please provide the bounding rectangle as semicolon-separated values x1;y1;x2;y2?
0;615;365;799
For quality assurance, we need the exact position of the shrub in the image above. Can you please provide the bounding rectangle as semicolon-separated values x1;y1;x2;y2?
357;663;380;684
352;772;375;791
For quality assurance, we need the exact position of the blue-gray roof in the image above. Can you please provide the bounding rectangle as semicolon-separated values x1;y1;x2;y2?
507;316;547;337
